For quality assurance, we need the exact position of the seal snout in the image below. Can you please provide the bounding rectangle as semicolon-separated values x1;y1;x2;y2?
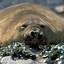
29;30;43;39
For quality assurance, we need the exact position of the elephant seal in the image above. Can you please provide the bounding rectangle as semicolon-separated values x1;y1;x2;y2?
0;3;64;46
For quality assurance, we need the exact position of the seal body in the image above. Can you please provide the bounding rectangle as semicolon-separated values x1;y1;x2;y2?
0;3;64;46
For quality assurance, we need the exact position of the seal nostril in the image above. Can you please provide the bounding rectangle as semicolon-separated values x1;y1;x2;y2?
38;35;42;39
31;32;35;37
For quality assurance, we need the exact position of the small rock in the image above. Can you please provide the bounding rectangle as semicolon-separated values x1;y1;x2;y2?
54;5;64;13
0;56;48;64
1;56;33;64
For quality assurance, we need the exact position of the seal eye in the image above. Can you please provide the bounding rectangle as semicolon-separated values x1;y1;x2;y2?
19;24;28;31
40;25;45;28
22;24;28;27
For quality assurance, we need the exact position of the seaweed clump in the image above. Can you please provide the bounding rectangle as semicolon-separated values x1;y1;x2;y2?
45;43;64;64
0;42;64;64
0;42;36;60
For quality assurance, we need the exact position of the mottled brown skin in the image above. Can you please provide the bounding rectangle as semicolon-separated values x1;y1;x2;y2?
0;3;64;46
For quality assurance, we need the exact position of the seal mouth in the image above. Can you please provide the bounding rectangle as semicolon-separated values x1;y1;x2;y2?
23;32;47;48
